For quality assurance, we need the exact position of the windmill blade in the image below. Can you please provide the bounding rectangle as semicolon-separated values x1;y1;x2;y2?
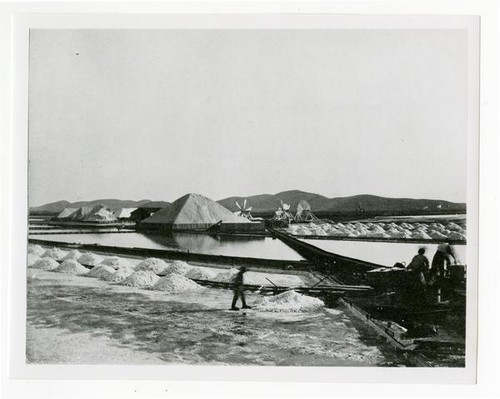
243;199;247;209
246;207;253;212
234;211;242;216
235;201;242;210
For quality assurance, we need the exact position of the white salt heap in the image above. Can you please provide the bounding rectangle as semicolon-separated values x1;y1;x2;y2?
41;247;68;261
134;258;170;274
86;265;116;279
27;254;42;267
253;290;324;313
163;260;192;276
184;267;217;280
152;273;204;294
28;244;45;256
101;266;134;282
213;268;239;283
118;271;160;288
77;252;104;266
61;249;83;261
32;257;60;271
99;257;135;270
54;259;89;275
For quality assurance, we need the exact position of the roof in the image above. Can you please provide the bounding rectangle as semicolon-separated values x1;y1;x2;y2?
141;193;254;226
113;208;137;219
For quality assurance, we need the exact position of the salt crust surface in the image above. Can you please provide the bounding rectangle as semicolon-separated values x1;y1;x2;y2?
134;258;170;274
41;247;68;261
253;290;324;313
28;244;45;256
54;260;89;275
152;273;203;293
118;271;160;288
86;265;116;279
77;252;104;266
99;257;135;270
32;257;60;271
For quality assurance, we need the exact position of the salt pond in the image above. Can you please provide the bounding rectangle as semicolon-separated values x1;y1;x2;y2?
26;270;406;366
300;239;466;267
29;232;305;261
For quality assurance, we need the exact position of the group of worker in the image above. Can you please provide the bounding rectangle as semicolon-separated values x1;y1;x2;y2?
406;244;456;293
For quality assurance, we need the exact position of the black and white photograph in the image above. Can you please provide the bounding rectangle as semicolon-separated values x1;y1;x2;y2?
23;19;479;371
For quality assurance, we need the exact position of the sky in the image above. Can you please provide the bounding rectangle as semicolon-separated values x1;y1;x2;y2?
29;29;469;206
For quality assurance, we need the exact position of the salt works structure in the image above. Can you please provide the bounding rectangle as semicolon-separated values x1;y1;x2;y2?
139;193;265;233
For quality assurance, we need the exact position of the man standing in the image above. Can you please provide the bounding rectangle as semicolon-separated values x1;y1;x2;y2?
406;247;430;287
230;266;252;311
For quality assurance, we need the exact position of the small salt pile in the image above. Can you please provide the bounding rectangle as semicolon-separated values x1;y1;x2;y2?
152;273;203;294
101;266;134;282
77;252;104;266
27;254;42;267
32;257;60;271
41;247;68;261
185;267;216;280
99;257;135;270
86;265;116;279
54;259;89;275
118;271;160;288
134;258;170;274
213;268;239;283
28;244;45;256
61;249;83;261
253;290;324;313
163;260;192;276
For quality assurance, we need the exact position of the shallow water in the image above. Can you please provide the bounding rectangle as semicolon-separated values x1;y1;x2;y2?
26;271;406;366
30;232;304;261
300;239;466;267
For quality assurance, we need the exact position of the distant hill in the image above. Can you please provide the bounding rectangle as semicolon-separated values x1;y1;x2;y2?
218;191;466;216
30;199;170;215
31;190;466;217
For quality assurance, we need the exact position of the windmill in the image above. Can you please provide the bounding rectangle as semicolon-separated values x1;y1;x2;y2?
272;200;295;224
234;199;253;219
295;200;318;222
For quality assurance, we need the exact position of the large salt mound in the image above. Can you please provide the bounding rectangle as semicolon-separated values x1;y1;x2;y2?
185;267;217;280
100;266;134;282
118;271;160;288
32;257;60;271
41;247;68;261
163;260;192;276
61;249;83;261
54;259;89;275
134;258;170;274
152;273;203;293
77;252;104;266
86;265;116;279
28;244;45;256
253;290;324;313
99;257;135;270
213;268;239;283
27;254;42;267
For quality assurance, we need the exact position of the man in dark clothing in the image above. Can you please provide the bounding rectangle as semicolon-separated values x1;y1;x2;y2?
230;266;251;311
407;248;430;287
